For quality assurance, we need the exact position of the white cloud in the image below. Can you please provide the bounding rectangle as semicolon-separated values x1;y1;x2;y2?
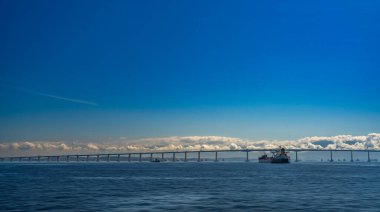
86;143;100;151
1;133;380;156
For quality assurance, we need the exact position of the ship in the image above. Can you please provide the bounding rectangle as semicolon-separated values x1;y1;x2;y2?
258;147;290;163
151;158;161;162
258;153;272;163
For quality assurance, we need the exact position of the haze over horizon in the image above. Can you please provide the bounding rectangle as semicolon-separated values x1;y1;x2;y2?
1;1;380;156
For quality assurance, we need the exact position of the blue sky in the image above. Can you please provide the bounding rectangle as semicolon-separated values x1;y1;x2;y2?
1;0;380;142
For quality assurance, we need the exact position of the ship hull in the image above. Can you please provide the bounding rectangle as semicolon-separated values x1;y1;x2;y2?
258;158;272;163
271;158;289;163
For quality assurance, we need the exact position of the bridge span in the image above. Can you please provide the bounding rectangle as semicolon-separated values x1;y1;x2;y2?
1;149;380;163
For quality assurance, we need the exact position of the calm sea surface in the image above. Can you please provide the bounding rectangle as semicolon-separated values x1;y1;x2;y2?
1;162;379;211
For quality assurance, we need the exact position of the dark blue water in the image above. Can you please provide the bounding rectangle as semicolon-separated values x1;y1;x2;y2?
1;162;379;211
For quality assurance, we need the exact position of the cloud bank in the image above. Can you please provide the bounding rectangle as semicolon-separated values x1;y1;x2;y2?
1;133;380;157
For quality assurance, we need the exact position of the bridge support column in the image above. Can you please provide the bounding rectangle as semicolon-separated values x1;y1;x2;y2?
161;153;164;161
96;155;99;162
107;154;110;162
173;153;175;162
295;151;298;162
330;151;333;162
184;152;187;162
86;155;89;162
38;156;41;162
128;154;131;162
139;153;142;162
350;151;353;162
215;152;218;162
117;154;121;162
66;155;69;162
198;151;201;162
57;156;60;162
76;155;79;162
368;151;371;162
150;153;153;162
246;151;249;162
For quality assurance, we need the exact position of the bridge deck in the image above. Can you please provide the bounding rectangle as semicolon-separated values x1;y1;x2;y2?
1;149;379;162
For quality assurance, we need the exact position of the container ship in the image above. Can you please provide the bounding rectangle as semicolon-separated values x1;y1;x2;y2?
258;147;290;163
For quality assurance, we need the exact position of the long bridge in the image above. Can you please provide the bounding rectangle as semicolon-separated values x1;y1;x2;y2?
1;149;379;163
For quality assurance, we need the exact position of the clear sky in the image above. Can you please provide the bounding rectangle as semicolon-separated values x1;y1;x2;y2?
1;0;380;143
